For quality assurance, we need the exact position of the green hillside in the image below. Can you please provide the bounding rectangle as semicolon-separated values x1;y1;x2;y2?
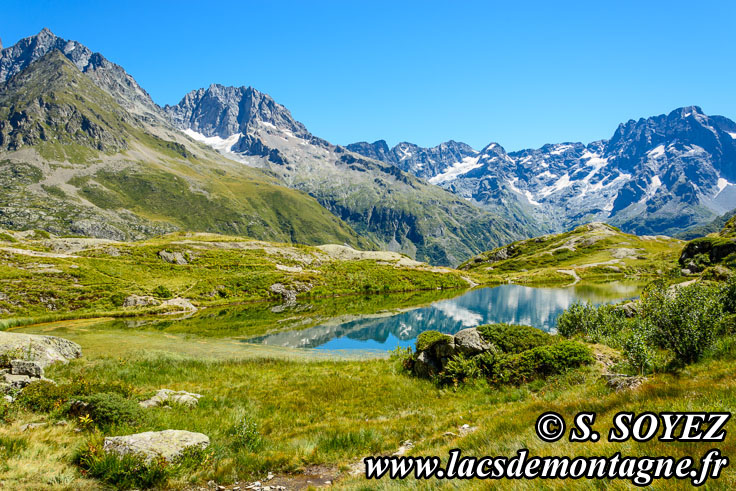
0;51;371;248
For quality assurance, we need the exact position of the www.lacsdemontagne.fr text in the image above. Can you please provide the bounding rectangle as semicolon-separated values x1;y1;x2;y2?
364;448;728;486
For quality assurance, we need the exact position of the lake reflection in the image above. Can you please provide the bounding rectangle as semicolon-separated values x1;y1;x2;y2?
250;282;640;351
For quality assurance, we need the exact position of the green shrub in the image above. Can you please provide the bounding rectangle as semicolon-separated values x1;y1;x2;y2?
441;354;482;385
110;293;127;307
641;281;722;365
17;380;68;412
622;323;654;375
415;330;452;352
70;392;142;429
0;232;17;243
0;398;15;423
75;439;172;490
492;341;593;385
556;302;628;343
153;285;173;299
721;275;736;314
477;323;552;353
229;414;262;451
389;347;414;373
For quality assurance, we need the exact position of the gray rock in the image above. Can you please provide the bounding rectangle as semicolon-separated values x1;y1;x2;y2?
413;351;439;378
454;328;493;356
20;422;48;431
122;295;160;308
140;389;202;408
0;332;81;368
161;297;197;312
615;301;640;318
3;373;31;389
159;250;188;265
10;359;44;378
103;430;210;462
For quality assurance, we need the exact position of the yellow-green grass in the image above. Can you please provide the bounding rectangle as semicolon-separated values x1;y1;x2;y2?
0;232;469;321
3;320;736;489
461;223;684;286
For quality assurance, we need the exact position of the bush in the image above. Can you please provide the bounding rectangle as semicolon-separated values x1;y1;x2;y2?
491;341;593;385
556;303;628;342
110;293;127;307
441;354;482;385
229;414;262;451
641;281;722;364
75;439;172;489
70;392;142;429
153;285;173;299
17;380;68;412
477;323;552;353
389;347;413;373
622;323;654;375
721;275;736;314
415;330;452;352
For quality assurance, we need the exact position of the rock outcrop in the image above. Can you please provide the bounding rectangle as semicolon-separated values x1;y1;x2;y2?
0;332;81;367
103;430;210;462
140;389;202;408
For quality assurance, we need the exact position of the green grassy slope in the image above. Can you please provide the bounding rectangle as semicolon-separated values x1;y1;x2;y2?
0;51;371;248
460;222;684;284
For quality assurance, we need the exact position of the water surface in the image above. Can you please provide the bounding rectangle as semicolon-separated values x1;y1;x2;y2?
250;283;639;351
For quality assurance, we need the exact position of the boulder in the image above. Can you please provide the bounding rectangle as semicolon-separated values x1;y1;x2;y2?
454;328;494;356
161;298;197;312
158;250;188;265
413;351;439;378
0;332;81;368
10;359;44;378
122;295;160;308
615;301;639;318
3;373;31;389
140;389;202;408
103;430;209;462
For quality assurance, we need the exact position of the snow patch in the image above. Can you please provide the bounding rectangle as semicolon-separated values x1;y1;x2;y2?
508;178;541;206
647;145;665;159
716;177;732;197
184;129;241;153
728;132;736;140
538;174;571;197
429;155;482;184
550;144;573;156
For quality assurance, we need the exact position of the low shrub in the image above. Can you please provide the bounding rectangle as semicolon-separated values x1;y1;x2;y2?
441;354;482;385
229;414;262;452
17;380;68;412
641;281;722;365
556;303;628;343
153;285;173;299
415;330;452;352
622;323;654;375
70;392;142;429
477;323;553;353
389;347;414;373
75;439;172;490
491;341;593;386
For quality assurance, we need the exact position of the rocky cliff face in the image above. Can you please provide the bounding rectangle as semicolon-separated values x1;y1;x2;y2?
0;28;162;123
349;106;736;236
166;86;530;266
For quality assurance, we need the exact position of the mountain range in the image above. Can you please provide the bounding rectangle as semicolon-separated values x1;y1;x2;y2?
1;28;735;265
349;107;736;236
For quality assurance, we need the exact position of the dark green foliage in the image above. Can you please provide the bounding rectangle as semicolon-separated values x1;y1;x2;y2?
110;293;127;307
75;442;172;490
415;330;452;352
477;323;553;353
622;323;654;375
70;392;142;429
17;380;68;412
556;302;629;343
489;341;593;385
0;398;15;423
721;275;736;314
641;281;723;365
17;378;135;414
440;354;482;384
153;285;173;299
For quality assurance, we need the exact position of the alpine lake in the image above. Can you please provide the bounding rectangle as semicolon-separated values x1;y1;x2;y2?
14;282;641;359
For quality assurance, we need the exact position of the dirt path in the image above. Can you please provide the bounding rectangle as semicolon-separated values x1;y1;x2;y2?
556;269;581;285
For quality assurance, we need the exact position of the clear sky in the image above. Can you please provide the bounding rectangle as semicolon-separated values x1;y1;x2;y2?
2;1;735;151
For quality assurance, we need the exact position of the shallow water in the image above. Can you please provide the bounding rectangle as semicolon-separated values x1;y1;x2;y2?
249;282;641;352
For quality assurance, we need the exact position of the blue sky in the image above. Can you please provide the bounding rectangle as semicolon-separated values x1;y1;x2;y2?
2;1;735;151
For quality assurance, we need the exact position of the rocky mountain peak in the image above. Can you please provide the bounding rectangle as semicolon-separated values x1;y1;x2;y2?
165;84;309;140
0;28;162;122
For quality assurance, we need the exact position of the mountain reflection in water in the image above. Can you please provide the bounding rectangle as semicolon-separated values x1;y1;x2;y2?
249;283;640;352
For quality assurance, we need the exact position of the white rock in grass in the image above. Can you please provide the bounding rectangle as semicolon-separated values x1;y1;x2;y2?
103;430;209;462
